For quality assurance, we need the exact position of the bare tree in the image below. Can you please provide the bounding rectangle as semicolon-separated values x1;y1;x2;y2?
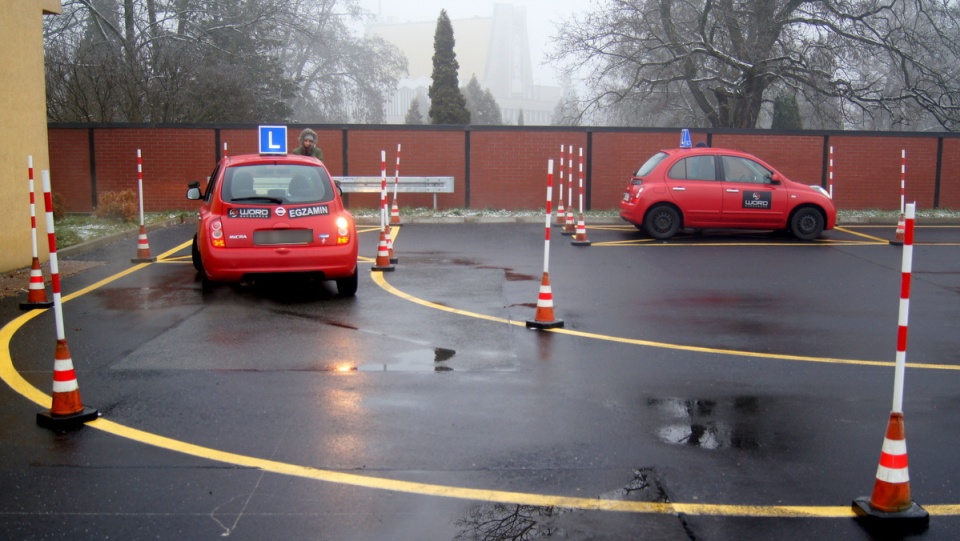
553;0;960;130
45;0;407;123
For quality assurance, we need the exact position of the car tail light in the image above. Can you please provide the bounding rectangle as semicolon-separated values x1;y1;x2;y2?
335;216;351;245
210;218;225;247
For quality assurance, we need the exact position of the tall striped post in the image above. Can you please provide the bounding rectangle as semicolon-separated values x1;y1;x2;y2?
890;150;907;245
223;142;228;157
131;149;156;262
20;155;53;310
828;146;834;199
563;145;575;234
572;147;591;246
36;170;99;429
390;143;402;226
853;202;928;530
527;160;563;329
556;144;566;226
372;150;394;272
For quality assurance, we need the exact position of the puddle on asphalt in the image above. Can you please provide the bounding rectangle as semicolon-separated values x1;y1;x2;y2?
358;347;456;372
648;396;761;450
98;286;200;310
454;469;668;540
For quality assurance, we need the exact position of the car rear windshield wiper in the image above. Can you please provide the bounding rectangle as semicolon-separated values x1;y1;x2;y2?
231;196;284;204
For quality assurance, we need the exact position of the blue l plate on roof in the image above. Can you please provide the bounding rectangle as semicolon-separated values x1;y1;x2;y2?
259;125;287;155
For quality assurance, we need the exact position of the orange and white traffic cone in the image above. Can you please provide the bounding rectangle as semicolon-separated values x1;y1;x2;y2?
526;272;563;329
889;214;906;245
852;412;928;530
555;199;566;227
19;256;53;310
131;225;156;262
390;199;402;226
572;214;591;246
36;339;99;429
371;228;395;272
562;209;576;235
385;224;398;264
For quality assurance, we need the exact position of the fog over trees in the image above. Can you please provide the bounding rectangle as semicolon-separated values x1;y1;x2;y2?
552;0;960;130
43;0;960;130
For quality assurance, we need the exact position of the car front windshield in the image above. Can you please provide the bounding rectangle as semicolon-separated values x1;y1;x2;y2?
636;152;668;177
223;164;333;204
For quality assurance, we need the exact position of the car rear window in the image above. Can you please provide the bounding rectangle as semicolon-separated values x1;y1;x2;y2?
222;165;334;204
635;152;668;177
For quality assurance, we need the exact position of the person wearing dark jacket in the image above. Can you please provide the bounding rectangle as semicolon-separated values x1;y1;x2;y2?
292;128;323;160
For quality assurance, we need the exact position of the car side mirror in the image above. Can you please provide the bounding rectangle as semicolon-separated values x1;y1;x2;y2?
186;181;201;200
335;180;342;196
768;173;782;185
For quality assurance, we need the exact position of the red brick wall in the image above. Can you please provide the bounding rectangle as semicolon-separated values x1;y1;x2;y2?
47;125;960;213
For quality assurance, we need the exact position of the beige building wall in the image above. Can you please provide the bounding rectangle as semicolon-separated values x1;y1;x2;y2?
0;0;61;272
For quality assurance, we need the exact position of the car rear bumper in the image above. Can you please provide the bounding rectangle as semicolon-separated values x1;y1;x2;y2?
201;244;358;282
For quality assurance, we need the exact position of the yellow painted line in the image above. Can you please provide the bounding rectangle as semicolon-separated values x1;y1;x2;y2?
2;234;959;518
370;273;958;371
834;227;890;243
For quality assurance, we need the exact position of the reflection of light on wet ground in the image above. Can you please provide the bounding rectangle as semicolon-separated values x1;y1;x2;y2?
648;397;761;450
358;347;456;372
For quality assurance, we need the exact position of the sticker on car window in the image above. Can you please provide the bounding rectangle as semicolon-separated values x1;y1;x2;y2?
742;191;772;209
288;205;330;218
228;207;271;218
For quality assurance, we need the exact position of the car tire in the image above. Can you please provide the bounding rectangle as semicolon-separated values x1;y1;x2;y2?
644;205;681;240
336;268;358;297
790;207;824;241
191;234;203;271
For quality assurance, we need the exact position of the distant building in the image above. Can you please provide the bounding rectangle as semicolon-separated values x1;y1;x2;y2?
367;3;562;125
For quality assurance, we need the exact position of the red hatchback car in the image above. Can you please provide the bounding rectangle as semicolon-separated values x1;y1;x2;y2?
619;146;837;240
187;153;358;295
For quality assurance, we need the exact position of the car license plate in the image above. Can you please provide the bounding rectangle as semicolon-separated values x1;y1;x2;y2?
254;229;313;246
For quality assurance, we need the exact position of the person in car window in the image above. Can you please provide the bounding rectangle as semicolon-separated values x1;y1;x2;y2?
292;128;324;161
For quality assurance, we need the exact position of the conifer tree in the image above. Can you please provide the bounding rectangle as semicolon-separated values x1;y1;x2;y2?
428;10;470;124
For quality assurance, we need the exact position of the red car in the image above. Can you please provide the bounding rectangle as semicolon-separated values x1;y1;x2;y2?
187;153;358;295
619;146;837;240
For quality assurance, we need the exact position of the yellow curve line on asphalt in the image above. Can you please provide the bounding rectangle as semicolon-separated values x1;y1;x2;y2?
1;235;957;518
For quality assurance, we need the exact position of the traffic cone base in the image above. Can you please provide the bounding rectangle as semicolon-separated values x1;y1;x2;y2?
132;225;157;262
37;406;100;430
852;498;929;533
889;214;905;245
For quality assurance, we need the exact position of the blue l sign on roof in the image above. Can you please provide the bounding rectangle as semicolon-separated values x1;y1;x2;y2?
259;125;287;155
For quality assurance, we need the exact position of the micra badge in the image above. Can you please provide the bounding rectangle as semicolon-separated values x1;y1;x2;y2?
318;234;330;245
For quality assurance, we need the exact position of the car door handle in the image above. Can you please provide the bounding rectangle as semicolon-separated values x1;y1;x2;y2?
672;187;686;191
726;189;740;193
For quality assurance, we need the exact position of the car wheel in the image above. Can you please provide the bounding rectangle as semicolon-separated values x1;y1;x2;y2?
336;268;358;297
191;234;203;271
790;207;824;241
644;205;680;240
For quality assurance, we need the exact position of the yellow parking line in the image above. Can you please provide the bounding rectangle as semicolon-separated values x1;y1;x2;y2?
2;234;958;518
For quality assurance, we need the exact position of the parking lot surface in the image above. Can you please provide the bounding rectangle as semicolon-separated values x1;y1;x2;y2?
1;220;959;540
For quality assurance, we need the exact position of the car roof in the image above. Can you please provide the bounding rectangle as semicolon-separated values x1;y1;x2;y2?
661;147;757;158
222;153;325;167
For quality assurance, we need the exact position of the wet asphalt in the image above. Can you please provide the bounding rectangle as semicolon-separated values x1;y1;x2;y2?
1;220;959;540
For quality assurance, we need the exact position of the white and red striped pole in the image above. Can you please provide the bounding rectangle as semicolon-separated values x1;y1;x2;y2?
36;170;99;428
390;143;402;226
20;156;53;310
828;146;834;199
572;147;591;246
372;150;394;272
132;149;155;262
527;160;563;329
890;150;907;245
900;150;906;214
853;203;928;526
563;145;575;234
556;145;565;226
223;142;228;157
